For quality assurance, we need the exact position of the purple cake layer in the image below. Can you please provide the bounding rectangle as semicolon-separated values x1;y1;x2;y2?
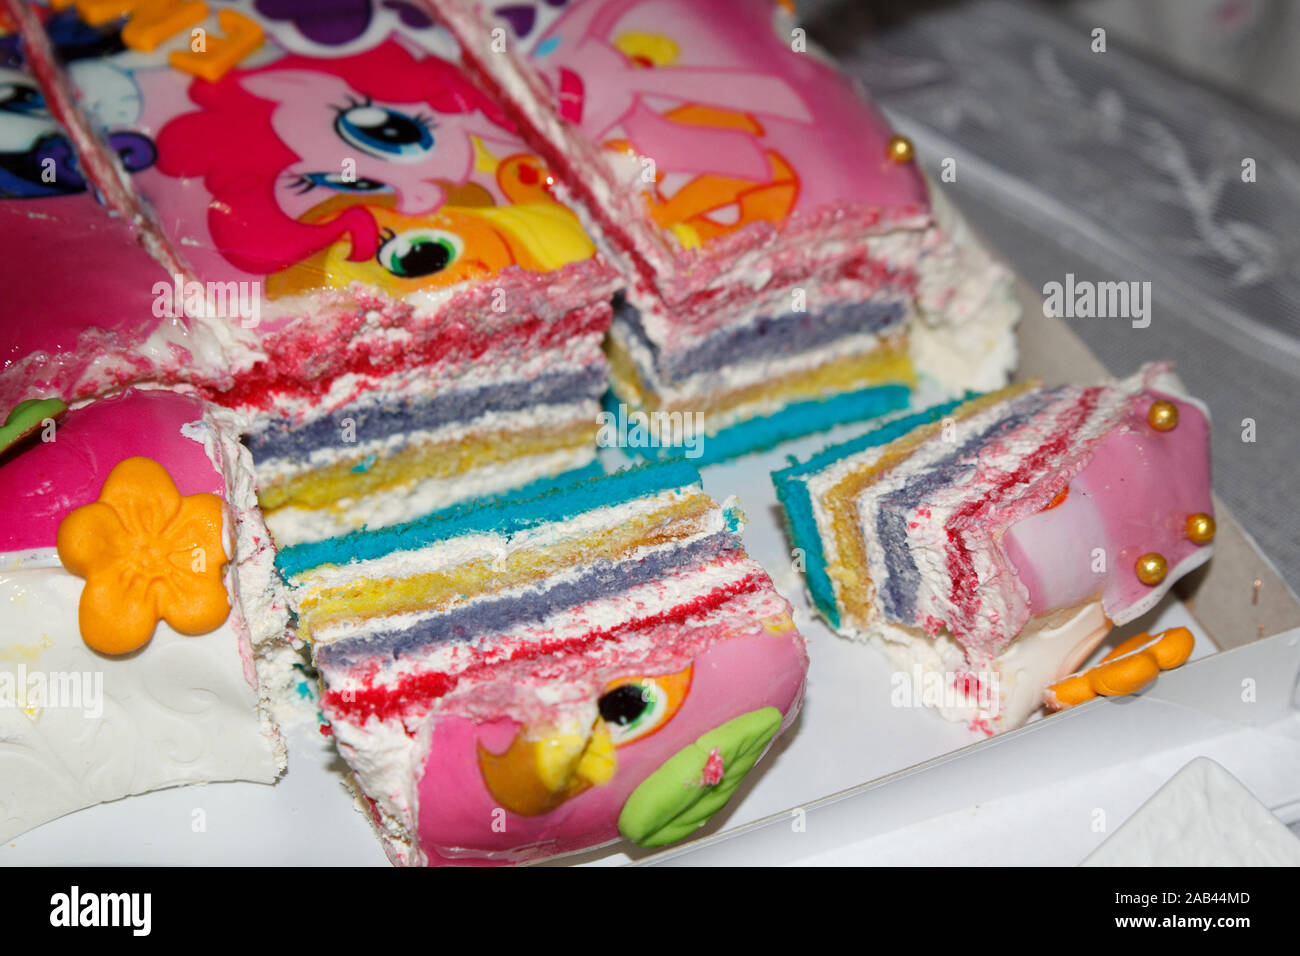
876;388;1060;624
614;295;907;386
314;529;736;669
244;366;607;461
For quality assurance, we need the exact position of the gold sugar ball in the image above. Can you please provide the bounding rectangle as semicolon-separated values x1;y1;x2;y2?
886;135;914;164
1147;400;1179;431
1135;552;1168;586
1185;512;1216;545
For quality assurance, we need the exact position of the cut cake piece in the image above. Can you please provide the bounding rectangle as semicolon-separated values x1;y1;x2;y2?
773;363;1214;731
278;460;809;865
7;0;619;544
0;387;292;841
430;0;1019;458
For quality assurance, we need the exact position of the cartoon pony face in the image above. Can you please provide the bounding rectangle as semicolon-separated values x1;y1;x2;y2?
0;66;75;198
477;665;694;816
517;1;816;248
155;39;591;293
0;65;153;199
413;619;807;862
264;151;593;296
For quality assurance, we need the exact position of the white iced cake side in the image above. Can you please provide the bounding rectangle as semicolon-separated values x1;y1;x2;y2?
0;388;289;842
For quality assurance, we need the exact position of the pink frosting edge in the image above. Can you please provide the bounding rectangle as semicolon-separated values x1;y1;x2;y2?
412;626;808;865
1001;387;1214;629
0;388;224;553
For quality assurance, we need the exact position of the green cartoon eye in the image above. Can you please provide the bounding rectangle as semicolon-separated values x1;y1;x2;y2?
377;229;463;278
599;680;667;745
618;706;783;848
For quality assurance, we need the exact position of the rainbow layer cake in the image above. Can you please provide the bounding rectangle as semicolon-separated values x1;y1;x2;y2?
278;460;809;865
9;0;620;544
431;0;1019;459
773;363;1214;732
0;388;292;841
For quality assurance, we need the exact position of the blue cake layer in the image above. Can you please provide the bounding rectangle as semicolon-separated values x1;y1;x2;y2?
605;383;911;466
245;366;606;462
615;294;907;385
277;458;701;579
770;398;969;628
316;529;739;668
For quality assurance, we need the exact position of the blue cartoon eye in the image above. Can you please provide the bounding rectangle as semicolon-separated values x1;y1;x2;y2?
0;80;47;116
334;102;434;163
293;171;391;194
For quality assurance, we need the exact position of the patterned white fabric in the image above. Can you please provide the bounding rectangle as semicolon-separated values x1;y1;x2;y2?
806;0;1300;591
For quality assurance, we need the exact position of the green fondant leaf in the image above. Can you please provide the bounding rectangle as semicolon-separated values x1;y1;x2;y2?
618;706;782;848
0;398;67;458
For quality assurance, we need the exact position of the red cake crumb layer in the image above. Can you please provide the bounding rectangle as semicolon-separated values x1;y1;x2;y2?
207;295;612;412
943;388;1103;643
322;571;767;726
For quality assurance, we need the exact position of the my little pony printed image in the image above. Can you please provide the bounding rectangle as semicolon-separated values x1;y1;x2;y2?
0;66;83;199
0;62;153;199
252;0;437;47
154;39;593;296
525;0;817;247
0;9;157;200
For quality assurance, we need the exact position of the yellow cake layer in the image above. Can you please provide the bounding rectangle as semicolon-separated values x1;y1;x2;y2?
607;336;915;429
821;384;1034;630
259;419;599;514
607;342;653;409
296;491;717;641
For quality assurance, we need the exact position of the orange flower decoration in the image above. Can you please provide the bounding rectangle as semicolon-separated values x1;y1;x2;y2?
56;456;230;655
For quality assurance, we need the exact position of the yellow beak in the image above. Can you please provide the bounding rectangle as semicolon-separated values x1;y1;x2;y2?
478;722;617;817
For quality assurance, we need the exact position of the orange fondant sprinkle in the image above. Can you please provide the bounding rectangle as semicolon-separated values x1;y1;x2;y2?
56;456;230;655
1046;626;1195;710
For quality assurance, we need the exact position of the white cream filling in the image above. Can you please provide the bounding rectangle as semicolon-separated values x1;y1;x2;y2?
340;560;782;706
290;486;697;595
265;445;598;547
252;399;597;483
242;335;604;429
611;319;904;417
873;601;1111;729
193;406;302;745
306;500;728;647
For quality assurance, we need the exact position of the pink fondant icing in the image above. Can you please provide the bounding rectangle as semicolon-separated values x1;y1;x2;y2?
0;198;168;361
0;388;223;553
1001;390;1213;625
532;0;929;218
414;627;806;865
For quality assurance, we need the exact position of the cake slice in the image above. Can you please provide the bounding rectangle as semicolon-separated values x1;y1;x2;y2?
8;0;619;544
430;0;1018;459
773;363;1214;731
0;388;292;841
278;460;809;865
